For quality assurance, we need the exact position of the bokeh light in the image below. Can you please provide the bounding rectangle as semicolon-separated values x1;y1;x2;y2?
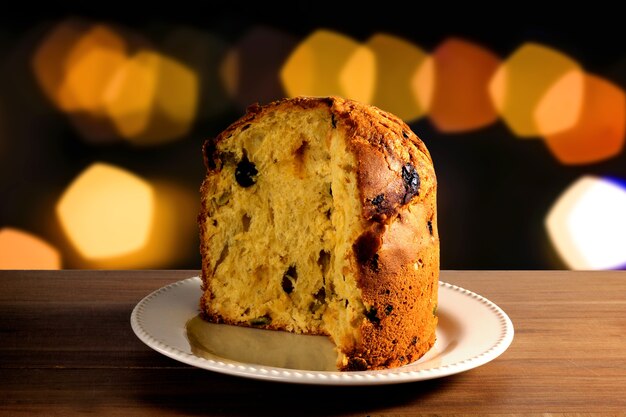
280;29;374;102
33;21;198;146
411;56;435;118
489;42;583;137
62;25;131;143
221;26;296;108
32;19;89;110
103;50;199;145
82;180;198;269
14;19;626;271
0;228;61;269
534;70;584;137
428;37;500;132
542;74;626;165
56;163;154;260
546;176;626;270
338;44;375;104
59;25;128;113
102;51;156;140
366;33;429;121
33;22;131;144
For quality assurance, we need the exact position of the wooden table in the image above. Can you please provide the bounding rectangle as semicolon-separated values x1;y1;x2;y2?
1;270;625;416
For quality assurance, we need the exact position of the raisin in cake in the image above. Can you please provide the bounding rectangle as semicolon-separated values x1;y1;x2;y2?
199;96;439;371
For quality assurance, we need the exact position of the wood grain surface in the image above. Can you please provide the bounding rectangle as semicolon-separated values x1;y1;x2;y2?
1;270;625;416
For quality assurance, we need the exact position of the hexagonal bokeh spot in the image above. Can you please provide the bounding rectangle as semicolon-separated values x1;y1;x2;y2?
32;18;90;110
33;22;131;144
59;25;128;113
104;51;199;145
541;74;626;165
489;42;583;137
56;163;154;260
366;33;430;122
0;228;61;269
429;37;501;132
280;29;375;103
338;44;375;105
546;176;626;270
533;69;585;137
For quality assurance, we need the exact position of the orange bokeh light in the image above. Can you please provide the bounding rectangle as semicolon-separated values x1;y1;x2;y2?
59;25;128;113
32;19;88;109
0;228;61;269
366;33;430;121
489;42;582;137
543;74;626;165
534;69;585;136
32;22;130;143
429;38;500;132
33;21;198;145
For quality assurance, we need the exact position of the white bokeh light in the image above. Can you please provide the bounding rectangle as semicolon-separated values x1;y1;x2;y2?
546;176;626;270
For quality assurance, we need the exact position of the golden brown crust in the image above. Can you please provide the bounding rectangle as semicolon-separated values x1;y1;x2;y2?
329;97;434;222
324;98;439;370
199;96;438;370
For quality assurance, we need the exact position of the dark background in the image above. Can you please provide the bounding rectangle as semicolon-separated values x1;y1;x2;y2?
1;6;624;269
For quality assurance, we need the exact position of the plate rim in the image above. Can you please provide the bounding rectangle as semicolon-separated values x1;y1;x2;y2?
131;276;514;385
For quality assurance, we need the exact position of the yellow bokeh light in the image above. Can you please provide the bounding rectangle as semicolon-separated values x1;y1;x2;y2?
488;63;506;113
104;50;199;145
82;180;198;269
151;53;199;139
543;74;626;165
411;56;435;115
0;228;61;269
366;33;429;121
339;45;375;104
489;42;582;137
281;29;374;101
104;52;157;137
56;163;154;260
534;69;585;136
281;38;314;97
429;38;500;132
32;19;89;109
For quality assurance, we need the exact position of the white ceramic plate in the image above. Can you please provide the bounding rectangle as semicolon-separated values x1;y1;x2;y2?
131;277;514;385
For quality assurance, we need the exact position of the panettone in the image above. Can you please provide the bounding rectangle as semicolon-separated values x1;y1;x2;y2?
198;96;439;370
